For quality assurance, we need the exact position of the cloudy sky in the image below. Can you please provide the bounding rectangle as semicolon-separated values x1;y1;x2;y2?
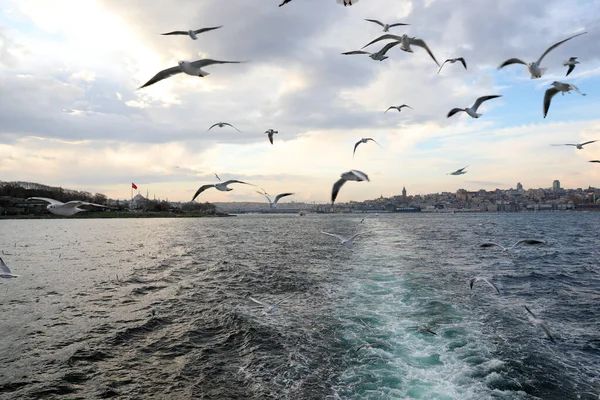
0;0;599;204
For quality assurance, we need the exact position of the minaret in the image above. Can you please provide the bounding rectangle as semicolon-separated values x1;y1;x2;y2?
402;186;407;202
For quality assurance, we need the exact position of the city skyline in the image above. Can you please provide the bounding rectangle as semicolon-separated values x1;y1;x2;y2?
0;0;599;203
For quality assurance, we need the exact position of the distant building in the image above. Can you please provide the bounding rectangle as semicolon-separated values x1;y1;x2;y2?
553;180;561;192
402;186;407;202
516;182;523;191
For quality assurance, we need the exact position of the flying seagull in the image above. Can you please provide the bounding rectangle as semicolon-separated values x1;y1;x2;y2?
447;95;502;119
469;277;500;295
214;173;221;181
342;41;401;61
563;57;579;76
479;239;546;254
160;26;222;40
353;138;380;157
336;0;359;5
362;34;440;67
321;231;373;246
331;170;370;204
139;59;245;89
265;129;278;145
385;104;412;113
207;122;242;133
543;81;586;118
279;0;293;6
192;180;252;201
26;197;109;216
0;257;18;279
551;140;597;150
447;166;468;176
498;32;587;79
249;296;288;315
364;19;410;32
257;189;295;208
437;57;467;74
524;305;555;342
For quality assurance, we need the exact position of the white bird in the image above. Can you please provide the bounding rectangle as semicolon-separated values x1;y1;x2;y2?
257;190;295;208
207;122;242;132
353;138;380;157
139;59;245;89
342;41;401;61
498;32;587;79
437;57;467;74
160;26;222;40
364;19;409;32
27;197;109;216
563;57;579;76
469;277;500;295
447;95;502;119
331;170;370;204
321;231;372;246
543;81;586;118
0;257;18;279
524;305;555;342
479;239;546;254
265;129;278;145
447;166;468;176
385;104;412;113
362;33;440;67
551;140;597;150
336;0;359;5
249;296;287;314
192;180;252;201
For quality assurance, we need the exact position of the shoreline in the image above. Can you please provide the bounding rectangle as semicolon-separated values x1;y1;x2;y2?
0;211;234;220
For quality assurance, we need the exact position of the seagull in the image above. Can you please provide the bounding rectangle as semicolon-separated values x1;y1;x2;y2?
437;57;467;74
0;257;18;279
265;129;278;145
447;166;468;176
191;180;252;201
524;305;555;342
479;239;547;254
215;173;221;181
139;59;245;89
321;231;372;246
447;95;502;119
26;197;109;216
590;160;600;163
336;0;359;5
498;32;587;79
207;122;242;132
407;325;437;335
160;26;222;40
469;277;500;295
279;0;293;6
353;138;380;157
385;104;412;113
551;140;597;150
364;19;409;32
249;296;287;314
563;57;579;76
257;190;295;208
342;41;401;61
543;81;586;118
331;170;370;204
362;34;440;67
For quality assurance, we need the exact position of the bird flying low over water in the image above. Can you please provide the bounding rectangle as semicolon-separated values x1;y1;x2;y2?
0;257;18;279
249;296;287;315
407;325;437;335
342;41;401;61
479;239;546;254
331;170;370;204
543;81;586;118
524;305;555;342
27;197;109;216
265;129;278;144
362;34;440;67
497;32;587;79
364;19;409;32
337;0;359;5
551;140;596;150
563;57;580;76
321;231;373;246
207;122;242;132
437;57;467;74
385;104;412;113
257;189;295;208
447;95;501;119
353;138;380;157
139;59;245;89
469;277;500;295
447;166;468;176
192;180;252;201
160;26;222;40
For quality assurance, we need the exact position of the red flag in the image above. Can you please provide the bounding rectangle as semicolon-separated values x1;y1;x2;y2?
132;182;138;189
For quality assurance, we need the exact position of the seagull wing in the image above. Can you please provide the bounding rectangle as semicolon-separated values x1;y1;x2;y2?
222;180;252;187
538;322;555;342
378;40;401;55
61;201;87;209
536;32;587;65
366;138;381;147
27;197;64;205
471;95;501;112
77;201;111;209
388;22;410;28
249;297;270;307
422;327;437;335
447;108;464;118
215;173;221;181
361;34;403;49
273;193;294;205
457;57;467;70
543;87;560;118
139;66;182;89
321;231;348;242
479;242;505;250
568;84;585;95
0;257;12;274
160;31;188;35
580;140;597;146
482;278;500;295
192;184;215;201
409;38;440;66
331;177;347;204
524;305;538;318
437;60;449;74
512;239;546;249
498;58;528;69
364;19;385;28
566;64;576;76
193;26;223;34
353;140;362;156
342;50;371;56
190;59;244;68
207;123;220;131
384;106;396;113
349;230;373;240
222;122;242;132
